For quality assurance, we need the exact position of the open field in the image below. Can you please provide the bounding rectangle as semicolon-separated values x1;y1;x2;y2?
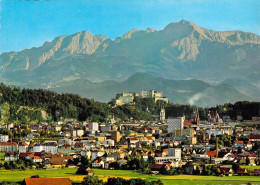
1;168;260;185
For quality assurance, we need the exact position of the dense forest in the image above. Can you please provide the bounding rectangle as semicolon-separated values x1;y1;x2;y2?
0;83;153;123
0;83;259;125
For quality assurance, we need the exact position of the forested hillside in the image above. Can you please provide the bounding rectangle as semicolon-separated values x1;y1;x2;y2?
0;83;259;125
0;83;153;123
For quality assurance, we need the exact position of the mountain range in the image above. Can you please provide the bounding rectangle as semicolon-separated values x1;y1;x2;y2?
0;20;259;106
51;72;250;107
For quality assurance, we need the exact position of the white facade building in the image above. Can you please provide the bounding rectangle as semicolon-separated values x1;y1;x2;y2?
168;148;182;161
19;143;28;153
33;142;58;154
91;150;105;160
0;135;9;142
89;122;99;131
102;139;115;147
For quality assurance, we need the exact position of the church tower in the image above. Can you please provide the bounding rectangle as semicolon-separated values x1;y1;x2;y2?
160;108;165;122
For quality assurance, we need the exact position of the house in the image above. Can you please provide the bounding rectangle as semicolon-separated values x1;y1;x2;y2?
86;167;94;176
218;166;233;176
155;150;167;157
102;139;115;147
234;141;244;148
81;150;91;159
43;158;67;169
249;134;260;142
32;156;43;163
253;169;260;176
105;161;113;169
74;142;85;150
118;159;128;167
237;168;248;176
141;153;148;161
24;178;72;185
206;150;217;157
19;143;28;153
103;156;115;162
33;142;58;154
112;151;125;160
0;142;18;152
92;159;105;168
150;163;171;173
91;150;105;160
128;137;139;148
4;152;18;161
246;142;253;150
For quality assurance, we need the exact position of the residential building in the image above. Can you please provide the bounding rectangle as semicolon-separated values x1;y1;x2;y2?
0;135;9;142
19;143;29;153
0;142;18;152
168;148;182;161
33;142;58;154
89;122;99;131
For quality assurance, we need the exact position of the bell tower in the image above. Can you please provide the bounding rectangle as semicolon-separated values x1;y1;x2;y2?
160;107;165;122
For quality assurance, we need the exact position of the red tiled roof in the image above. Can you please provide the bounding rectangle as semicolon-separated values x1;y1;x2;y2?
19;152;33;157
74;142;84;147
150;163;170;170
150;164;165;170
47;158;67;165
237;168;247;174
206;150;217;157
52;156;73;160
5;152;15;156
32;156;42;160
184;121;192;126
24;178;72;185
19;143;28;146
34;152;44;156
219;167;231;173
27;154;35;158
248;154;257;158
129;138;138;141
249;134;260;139
235;141;244;144
0;142;18;146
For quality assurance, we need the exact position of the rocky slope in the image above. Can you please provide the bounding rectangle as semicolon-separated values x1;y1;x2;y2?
0;20;259;104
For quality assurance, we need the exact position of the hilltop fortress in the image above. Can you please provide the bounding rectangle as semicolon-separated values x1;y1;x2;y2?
111;90;168;105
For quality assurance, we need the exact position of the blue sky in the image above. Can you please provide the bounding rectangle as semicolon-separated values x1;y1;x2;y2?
0;0;259;53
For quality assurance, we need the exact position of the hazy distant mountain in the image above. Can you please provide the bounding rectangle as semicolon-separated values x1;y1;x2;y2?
50;73;251;107
221;78;260;101
0;20;259;104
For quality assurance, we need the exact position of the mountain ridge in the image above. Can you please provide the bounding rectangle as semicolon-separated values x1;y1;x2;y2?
50;72;251;107
0;20;259;105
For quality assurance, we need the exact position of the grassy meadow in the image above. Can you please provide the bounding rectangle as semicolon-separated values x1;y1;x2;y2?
0;168;260;185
